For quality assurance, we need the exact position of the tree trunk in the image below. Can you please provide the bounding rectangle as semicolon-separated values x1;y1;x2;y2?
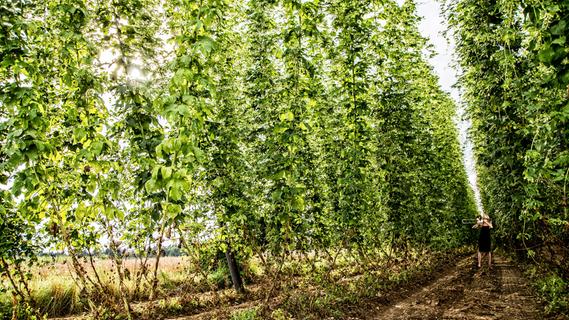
225;246;244;294
149;222;166;300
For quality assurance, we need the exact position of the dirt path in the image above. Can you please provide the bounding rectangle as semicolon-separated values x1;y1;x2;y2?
373;254;543;320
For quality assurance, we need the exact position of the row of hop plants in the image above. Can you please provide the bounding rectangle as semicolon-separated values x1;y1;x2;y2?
445;0;569;315
1;0;477;318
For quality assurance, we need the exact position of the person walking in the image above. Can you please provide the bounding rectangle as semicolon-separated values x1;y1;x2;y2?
473;216;493;268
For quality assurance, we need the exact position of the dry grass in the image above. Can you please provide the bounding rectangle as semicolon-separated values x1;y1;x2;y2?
0;256;192;319
34;256;188;277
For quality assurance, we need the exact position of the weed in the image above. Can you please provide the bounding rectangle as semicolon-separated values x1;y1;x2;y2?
536;274;568;315
0;302;46;320
207;265;231;289
34;281;81;316
241;258;263;283
270;308;292;320
158;297;183;313
231;307;257;320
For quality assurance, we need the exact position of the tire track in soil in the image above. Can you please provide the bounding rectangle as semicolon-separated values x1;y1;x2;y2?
373;254;543;320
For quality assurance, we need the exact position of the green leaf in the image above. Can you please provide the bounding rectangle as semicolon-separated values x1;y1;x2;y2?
192;146;205;162
279;111;294;121
292;196;305;211
161;166;172;180
145;179;156;192
86;180;97;194
550;20;567;35
551;36;565;45
164;203;182;219
196;35;217;55
169;184;182;201
560;70;569;84
538;46;555;64
152;166;160;179
274;170;286;180
271;190;282;201
91;141;104;156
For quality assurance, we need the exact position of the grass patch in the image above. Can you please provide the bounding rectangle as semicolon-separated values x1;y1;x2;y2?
525;266;569;316
230;307;258;320
33;280;81;316
500;247;569;318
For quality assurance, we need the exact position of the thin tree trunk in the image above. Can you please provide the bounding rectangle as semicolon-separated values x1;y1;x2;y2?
225;245;244;294
149;222;166;300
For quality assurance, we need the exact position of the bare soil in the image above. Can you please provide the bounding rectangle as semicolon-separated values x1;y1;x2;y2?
372;253;544;320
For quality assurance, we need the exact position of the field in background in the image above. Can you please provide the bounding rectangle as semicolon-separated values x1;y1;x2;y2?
33;256;188;277
0;256;206;319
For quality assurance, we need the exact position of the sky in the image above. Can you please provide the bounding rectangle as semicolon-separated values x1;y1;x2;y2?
408;0;484;214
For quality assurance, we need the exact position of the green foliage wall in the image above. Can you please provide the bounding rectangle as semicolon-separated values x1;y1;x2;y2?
0;0;477;314
447;0;569;268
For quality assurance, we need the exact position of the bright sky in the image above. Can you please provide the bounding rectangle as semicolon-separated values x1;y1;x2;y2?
411;0;484;214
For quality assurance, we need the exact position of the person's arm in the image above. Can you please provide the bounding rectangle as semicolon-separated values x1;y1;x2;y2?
472;219;481;228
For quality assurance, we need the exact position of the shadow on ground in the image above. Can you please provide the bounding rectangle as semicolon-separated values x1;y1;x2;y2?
373;254;543;320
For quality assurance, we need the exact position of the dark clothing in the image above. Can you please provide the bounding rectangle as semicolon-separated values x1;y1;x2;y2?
478;226;491;252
